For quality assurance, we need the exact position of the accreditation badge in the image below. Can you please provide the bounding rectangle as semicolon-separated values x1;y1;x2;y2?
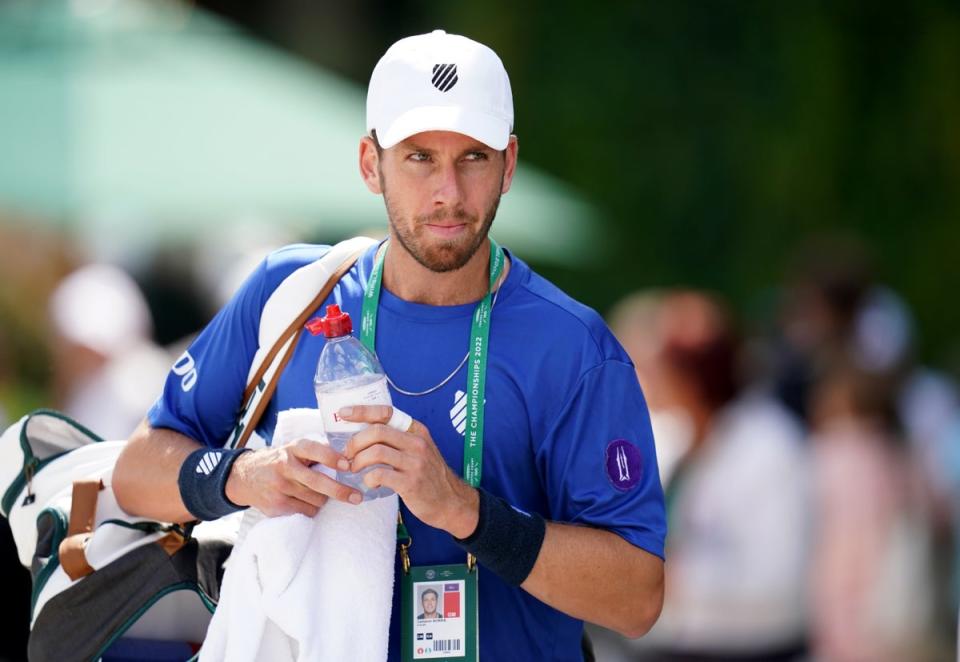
402;564;478;662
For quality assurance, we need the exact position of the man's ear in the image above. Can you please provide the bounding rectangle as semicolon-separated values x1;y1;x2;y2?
500;135;519;195
359;136;383;194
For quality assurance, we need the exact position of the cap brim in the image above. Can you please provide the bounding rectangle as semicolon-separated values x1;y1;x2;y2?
377;106;510;150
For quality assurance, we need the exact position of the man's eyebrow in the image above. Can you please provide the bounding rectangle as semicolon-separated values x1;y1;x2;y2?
399;141;435;154
397;141;491;156
460;145;492;155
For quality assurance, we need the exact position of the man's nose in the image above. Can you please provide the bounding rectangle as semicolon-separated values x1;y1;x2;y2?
431;162;463;207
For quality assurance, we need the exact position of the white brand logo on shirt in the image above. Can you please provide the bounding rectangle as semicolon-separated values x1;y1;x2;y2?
450;390;467;435
172;351;198;392
195;451;222;475
450;390;487;436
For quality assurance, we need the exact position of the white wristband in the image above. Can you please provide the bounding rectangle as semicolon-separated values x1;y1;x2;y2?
387;407;413;433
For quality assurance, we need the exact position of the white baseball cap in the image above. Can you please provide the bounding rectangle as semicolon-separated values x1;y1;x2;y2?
49;263;152;357
366;30;514;150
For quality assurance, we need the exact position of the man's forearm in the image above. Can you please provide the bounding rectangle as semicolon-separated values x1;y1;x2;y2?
442;485;664;637
520;522;664;638
113;419;202;523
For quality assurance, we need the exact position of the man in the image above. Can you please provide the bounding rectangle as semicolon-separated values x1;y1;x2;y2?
48;263;170;440
114;30;665;660
417;588;442;621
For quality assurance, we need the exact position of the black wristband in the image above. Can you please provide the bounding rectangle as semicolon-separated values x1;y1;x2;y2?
177;447;251;521
453;488;546;586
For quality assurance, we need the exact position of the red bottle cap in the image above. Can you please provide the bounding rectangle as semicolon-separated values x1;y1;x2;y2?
305;304;353;338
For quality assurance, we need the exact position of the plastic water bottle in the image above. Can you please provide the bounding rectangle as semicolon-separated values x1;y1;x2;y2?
310;304;394;501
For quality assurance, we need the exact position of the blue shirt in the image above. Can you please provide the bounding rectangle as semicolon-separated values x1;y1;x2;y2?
150;242;666;661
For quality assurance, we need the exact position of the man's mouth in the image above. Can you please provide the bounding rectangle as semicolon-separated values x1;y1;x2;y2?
424;223;468;238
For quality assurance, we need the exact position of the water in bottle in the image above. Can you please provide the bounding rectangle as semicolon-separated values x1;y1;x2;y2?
310;304;394;501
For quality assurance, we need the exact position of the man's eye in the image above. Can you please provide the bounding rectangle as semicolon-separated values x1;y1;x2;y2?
409;152;431;162
465;151;489;162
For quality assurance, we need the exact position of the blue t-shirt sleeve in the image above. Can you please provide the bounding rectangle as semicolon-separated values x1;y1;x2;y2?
148;259;268;447
535;359;666;559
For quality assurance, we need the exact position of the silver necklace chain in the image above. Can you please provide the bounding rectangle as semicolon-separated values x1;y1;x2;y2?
382;273;505;398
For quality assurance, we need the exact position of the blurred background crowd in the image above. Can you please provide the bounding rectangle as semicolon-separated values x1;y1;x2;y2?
2;1;959;660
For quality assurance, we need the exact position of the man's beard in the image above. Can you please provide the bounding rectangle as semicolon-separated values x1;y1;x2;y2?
381;175;503;273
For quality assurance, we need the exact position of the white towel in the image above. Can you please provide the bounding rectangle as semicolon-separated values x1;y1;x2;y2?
201;409;398;662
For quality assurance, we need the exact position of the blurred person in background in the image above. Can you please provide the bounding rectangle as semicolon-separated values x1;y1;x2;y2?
48;263;172;440
934;415;960;650
856;287;960;646
771;234;958;650
604;290;811;661
807;364;935;661
772;235;958;502
771;236;873;424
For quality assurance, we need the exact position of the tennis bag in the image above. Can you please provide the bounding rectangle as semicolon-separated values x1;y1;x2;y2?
0;411;231;661
0;237;375;661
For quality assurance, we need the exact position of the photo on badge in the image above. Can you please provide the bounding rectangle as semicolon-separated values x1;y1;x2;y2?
415;584;444;623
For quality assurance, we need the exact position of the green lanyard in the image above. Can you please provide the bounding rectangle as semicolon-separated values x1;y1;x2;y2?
359;239;504;487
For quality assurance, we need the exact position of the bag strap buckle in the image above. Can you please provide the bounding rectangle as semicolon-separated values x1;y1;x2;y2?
22;459;37;506
58;479;105;580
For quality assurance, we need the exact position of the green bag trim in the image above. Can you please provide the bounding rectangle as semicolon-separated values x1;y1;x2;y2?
2;409;104;516
30;506;68;618
98;519;166;534
91;582;216;662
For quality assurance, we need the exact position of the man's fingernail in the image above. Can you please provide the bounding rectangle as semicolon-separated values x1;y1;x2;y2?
349;493;362;505
339;406;353;417
337;459;350;471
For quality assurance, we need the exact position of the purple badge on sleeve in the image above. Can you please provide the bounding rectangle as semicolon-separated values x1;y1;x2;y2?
605;439;642;491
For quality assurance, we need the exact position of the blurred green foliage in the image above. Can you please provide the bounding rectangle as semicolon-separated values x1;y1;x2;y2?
420;1;959;364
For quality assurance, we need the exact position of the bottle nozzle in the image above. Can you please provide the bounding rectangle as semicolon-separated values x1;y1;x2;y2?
311;304;352;338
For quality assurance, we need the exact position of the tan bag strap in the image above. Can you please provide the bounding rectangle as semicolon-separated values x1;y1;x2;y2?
58;479;104;580
59;479;189;578
233;248;366;450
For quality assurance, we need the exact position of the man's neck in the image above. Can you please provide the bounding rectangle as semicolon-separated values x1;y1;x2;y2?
382;236;508;306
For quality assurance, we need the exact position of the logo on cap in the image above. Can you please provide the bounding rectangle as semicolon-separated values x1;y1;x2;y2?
432;63;459;92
